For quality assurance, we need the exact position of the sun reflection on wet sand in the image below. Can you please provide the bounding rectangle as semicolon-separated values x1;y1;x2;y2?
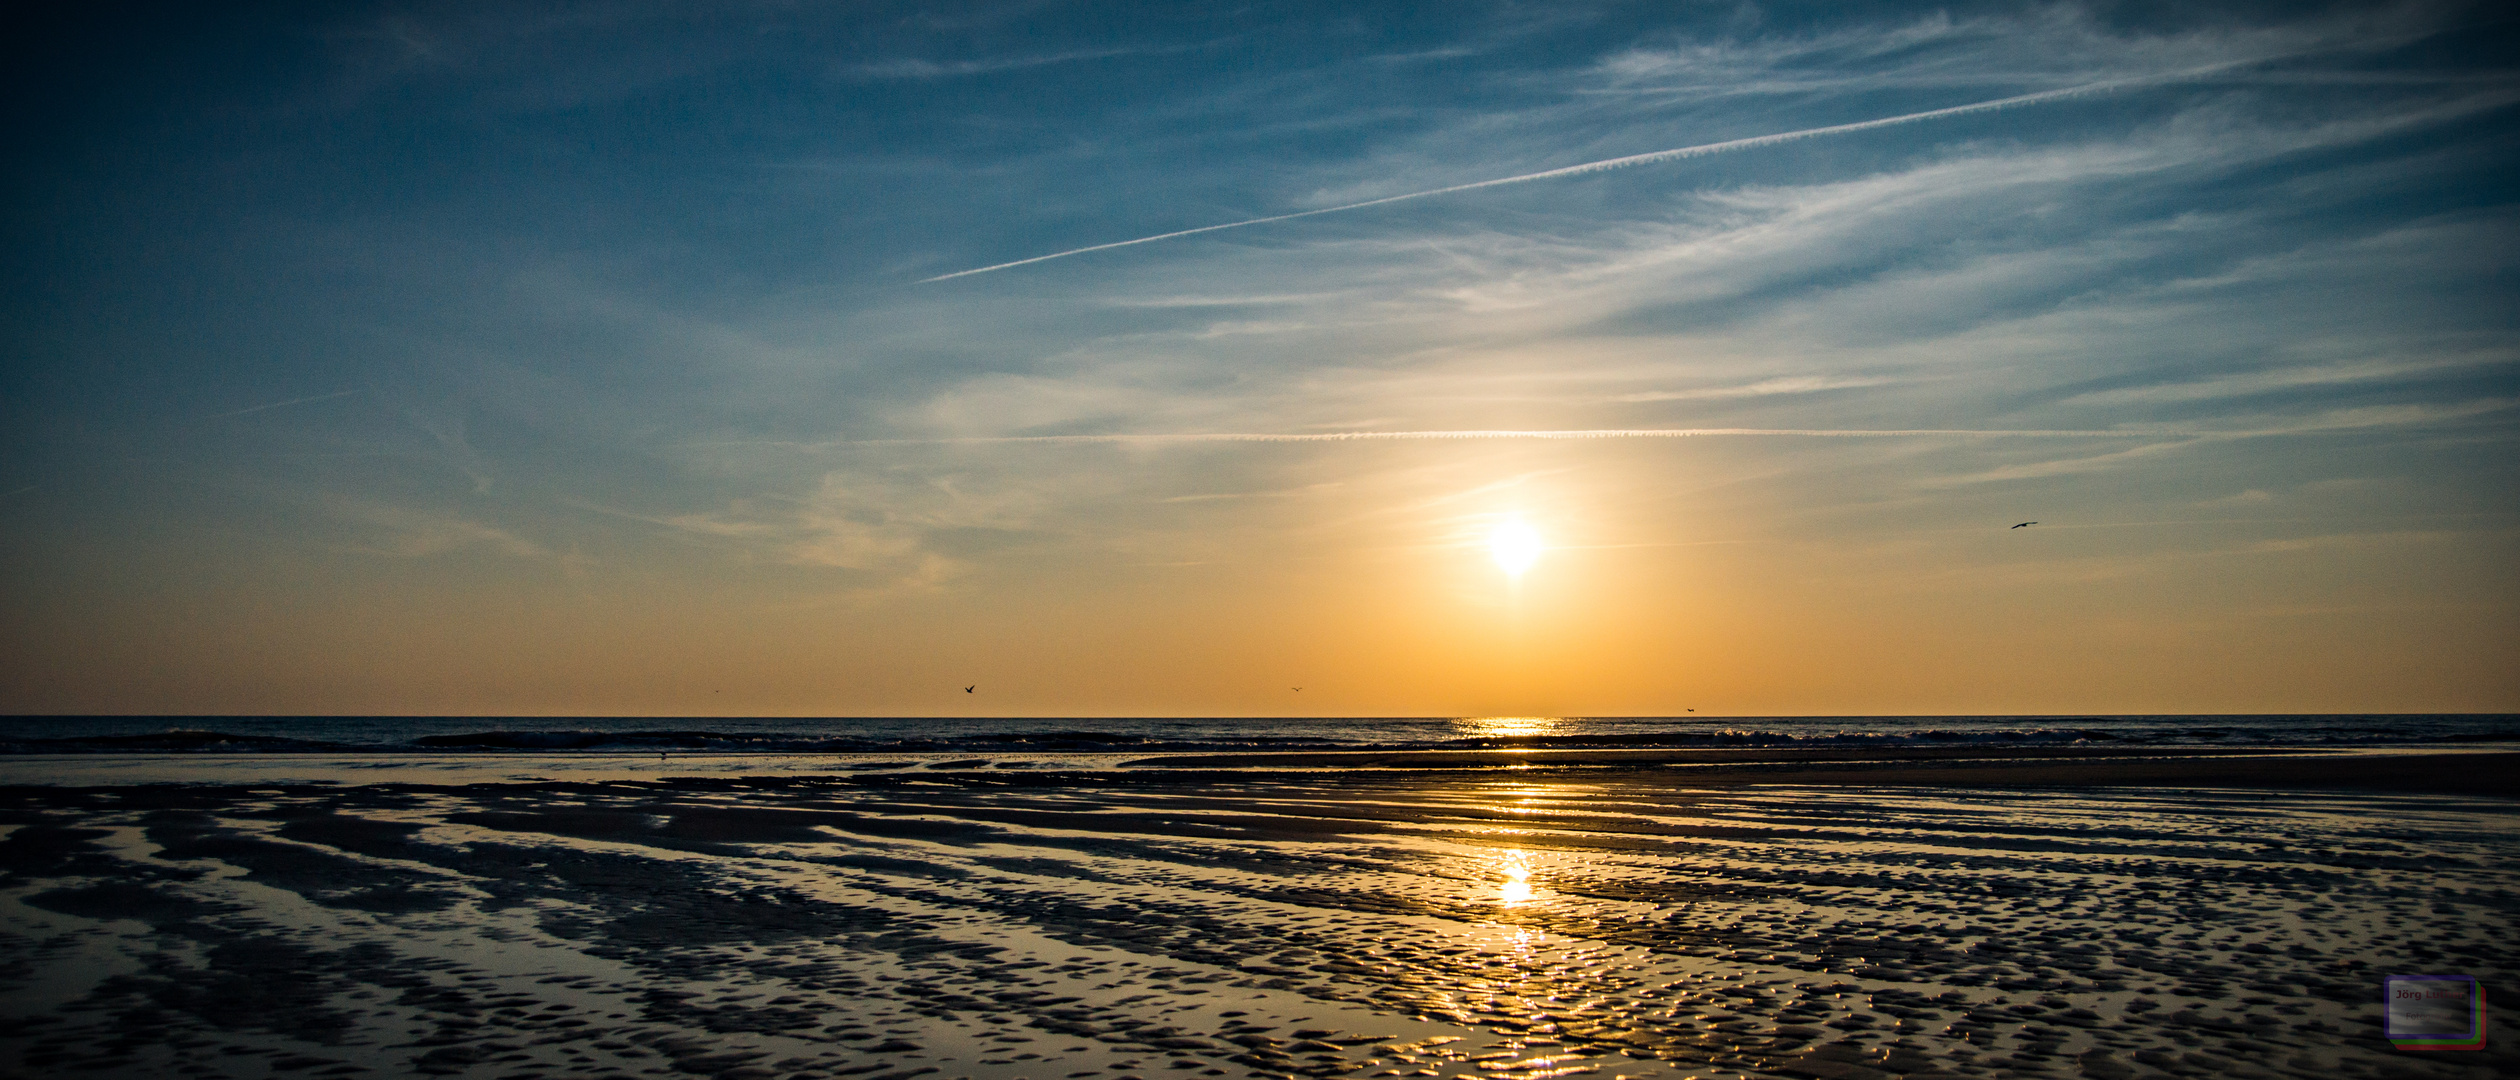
1497;851;1536;905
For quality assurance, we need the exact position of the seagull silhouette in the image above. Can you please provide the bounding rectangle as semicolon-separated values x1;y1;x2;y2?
964;685;975;693
2011;521;2037;529
1292;687;1303;691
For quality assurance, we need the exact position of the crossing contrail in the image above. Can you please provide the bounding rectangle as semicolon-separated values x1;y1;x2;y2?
921;63;2241;283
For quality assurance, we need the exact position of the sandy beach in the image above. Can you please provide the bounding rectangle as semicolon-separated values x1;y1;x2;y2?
2;748;2514;1079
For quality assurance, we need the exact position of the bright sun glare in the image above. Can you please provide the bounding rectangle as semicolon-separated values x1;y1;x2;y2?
1489;519;1543;578
1498;851;1536;906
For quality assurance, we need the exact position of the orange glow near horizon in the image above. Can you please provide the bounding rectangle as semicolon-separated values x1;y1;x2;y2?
3;436;2511;718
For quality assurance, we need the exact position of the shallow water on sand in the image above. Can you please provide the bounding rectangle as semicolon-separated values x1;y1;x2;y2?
2;770;2513;1080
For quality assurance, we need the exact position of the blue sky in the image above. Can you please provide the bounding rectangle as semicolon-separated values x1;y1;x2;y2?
3;1;2514;715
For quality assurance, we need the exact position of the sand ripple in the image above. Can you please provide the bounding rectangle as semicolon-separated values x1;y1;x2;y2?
1;772;2514;1079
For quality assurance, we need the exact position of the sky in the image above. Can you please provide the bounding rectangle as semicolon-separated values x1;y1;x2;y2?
2;1;2514;718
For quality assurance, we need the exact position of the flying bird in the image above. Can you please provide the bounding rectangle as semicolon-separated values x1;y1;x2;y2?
964;685;975;693
1292;687;1303;691
2012;521;2037;529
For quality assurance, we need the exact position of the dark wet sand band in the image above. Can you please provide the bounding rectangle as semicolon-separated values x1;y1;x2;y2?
1124;747;2520;797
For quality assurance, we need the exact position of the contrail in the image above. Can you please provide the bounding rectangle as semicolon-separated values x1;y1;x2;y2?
209;389;360;419
921;64;2239;283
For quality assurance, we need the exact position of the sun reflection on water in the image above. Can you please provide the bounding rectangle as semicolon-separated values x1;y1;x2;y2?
1456;716;1562;740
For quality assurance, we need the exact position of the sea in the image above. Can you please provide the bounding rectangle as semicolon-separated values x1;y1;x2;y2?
1;712;2512;755
0;712;2511;788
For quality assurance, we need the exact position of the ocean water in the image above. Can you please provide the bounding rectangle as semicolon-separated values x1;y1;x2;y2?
3;713;2514;755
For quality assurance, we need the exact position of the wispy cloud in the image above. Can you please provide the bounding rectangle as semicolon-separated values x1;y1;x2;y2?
395;404;497;493
1615;375;1895;402
332;502;547;560
920;64;2264;282
838;47;1145;80
2056;351;2515;407
1925;399;2517;486
1161;482;1342;504
1095;292;1338;308
574;466;1067;591
828;427;2171;446
1926;436;2210;487
207;389;361;419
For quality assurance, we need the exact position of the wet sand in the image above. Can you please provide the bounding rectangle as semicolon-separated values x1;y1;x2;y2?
1127;749;2520;798
2;751;2514;1079
1139;750;2520;790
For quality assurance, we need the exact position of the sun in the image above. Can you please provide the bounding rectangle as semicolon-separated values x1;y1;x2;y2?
1489;519;1543;578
